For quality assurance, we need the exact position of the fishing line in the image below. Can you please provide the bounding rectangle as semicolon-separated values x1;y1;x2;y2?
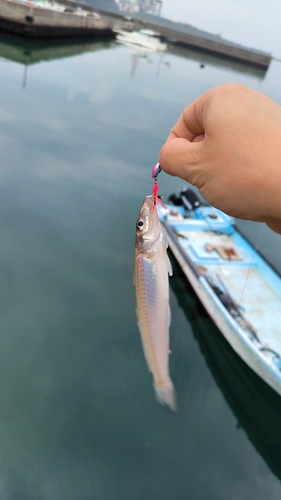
238;222;265;308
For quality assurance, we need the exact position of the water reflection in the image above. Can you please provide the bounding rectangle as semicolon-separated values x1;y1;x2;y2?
128;51;170;77
170;252;281;480
0;31;115;87
168;44;269;80
0;30;268;82
115;36;268;80
0;32;114;66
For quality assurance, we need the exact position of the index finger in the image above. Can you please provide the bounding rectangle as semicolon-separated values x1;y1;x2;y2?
167;95;206;142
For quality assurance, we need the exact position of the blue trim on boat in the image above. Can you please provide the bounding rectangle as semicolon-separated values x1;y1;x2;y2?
234;223;281;279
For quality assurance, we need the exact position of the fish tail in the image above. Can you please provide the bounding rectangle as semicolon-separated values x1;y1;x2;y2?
154;380;177;412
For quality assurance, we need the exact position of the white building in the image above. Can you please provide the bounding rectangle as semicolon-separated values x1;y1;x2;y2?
115;0;162;15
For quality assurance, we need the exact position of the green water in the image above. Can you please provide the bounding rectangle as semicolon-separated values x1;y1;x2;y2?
0;33;281;499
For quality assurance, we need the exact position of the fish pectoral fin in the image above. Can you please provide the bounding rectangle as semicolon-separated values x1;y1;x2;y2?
167;255;173;276
163;229;169;249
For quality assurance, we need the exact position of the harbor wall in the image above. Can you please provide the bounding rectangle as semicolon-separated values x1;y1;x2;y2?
143;23;271;68
0;0;115;36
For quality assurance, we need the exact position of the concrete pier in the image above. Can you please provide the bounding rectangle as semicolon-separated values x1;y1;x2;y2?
143;22;271;69
0;0;115;37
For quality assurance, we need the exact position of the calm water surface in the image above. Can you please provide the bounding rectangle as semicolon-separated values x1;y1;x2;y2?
0;33;281;499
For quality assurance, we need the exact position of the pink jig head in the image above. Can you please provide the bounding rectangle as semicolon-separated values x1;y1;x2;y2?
151;163;166;210
151;162;162;179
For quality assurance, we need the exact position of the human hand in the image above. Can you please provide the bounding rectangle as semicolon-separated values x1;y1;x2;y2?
159;84;281;234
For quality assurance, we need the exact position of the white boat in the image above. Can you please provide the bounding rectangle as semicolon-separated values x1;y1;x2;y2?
158;187;281;397
116;29;167;52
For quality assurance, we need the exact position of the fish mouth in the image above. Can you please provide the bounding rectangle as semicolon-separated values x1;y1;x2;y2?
140;195;154;210
140;197;158;218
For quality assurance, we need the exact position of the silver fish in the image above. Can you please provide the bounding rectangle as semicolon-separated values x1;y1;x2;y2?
134;196;176;411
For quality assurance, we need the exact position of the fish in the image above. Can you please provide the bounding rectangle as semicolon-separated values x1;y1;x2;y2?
134;195;176;411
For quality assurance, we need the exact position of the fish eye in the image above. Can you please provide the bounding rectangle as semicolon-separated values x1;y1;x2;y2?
137;220;144;230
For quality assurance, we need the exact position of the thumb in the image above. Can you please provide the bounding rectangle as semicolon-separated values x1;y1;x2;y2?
158;136;206;187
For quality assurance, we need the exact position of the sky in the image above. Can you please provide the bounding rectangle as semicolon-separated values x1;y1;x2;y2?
161;0;281;58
